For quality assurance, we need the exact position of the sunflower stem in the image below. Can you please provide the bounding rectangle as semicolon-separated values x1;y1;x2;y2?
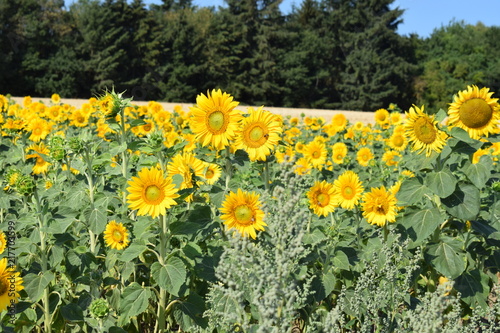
156;213;170;333
224;147;232;190
263;160;270;192
34;190;52;333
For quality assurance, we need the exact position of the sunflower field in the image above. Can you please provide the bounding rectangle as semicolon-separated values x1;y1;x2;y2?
0;86;499;332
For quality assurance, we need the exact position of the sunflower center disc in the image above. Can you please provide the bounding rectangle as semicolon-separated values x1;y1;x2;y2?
36;156;44;165
208;111;225;132
113;230;123;242
34;128;42;135
316;193;329;207
0;277;7;296
459;98;493;128
235;205;253;224
249;126;264;142
205;169;214;179
393;135;404;147
342;186;354;199
414;117;437;144
375;203;387;214
312;150;321;159
145;185;162;202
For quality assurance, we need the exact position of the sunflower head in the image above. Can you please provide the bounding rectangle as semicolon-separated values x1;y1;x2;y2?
0;258;23;312
220;188;266;239
307;180;337;217
189;89;243;150
404;105;447;157
333;170;364;210
127;167;180;218
448;85;500;139
104;220;130;250
361;186;398;227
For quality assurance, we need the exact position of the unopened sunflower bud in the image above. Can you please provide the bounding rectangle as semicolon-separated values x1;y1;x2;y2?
15;175;35;196
49;136;66;161
492;182;500;193
89;298;109;318
68;137;83;154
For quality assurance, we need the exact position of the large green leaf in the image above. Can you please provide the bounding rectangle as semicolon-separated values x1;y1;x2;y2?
119;244;148;262
151;257;187;296
60;304;84;322
403;208;443;245
441;182;480;220
396;177;431;205
455;269;490;310
425;239;466;279
424;170;457;198
24;271;55;303
119;282;152;319
172;293;208;331
464;156;493;189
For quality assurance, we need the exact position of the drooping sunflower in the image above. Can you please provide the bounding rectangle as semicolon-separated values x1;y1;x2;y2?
307;180;337;217
234;107;283;161
448;85;500;139
103;220;130;250
220;188;266;239
332;142;348;164
404;105;447;157
189;89;243;150
0;258;23;312
303;140;327;169
127;167;179;218
0;231;6;254
356;147;374;167
26;143;51;175
361;186;398;227
333;170;364;210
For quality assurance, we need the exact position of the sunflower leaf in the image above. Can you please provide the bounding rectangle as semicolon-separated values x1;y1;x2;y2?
425;239;466;279
424;170;457;198
442;182;480;220
464;156;493;189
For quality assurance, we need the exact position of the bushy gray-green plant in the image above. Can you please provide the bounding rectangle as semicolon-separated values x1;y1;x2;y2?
202;168;315;333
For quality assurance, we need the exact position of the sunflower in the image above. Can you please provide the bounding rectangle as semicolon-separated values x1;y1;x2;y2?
382;150;401;167
51;93;61;104
374;108;390;127
333;170;364;210
127;167;179;218
26;117;52;142
220;188;266;239
387;131;407;151
472;148;489;164
448;85;500;139
294;157;311;176
303;140;327;169
404;105;447;157
26;143;51;175
202;162;222;185
103;220;130;250
189;89;242;150
332;142;348;164
361;186;398;227
167;152;206;190
356;147;374;167
234;107;283;161
0;258;23;312
307;180;337;217
0;231;5;254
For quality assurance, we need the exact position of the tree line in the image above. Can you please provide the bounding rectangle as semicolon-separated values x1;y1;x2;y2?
1;0;499;111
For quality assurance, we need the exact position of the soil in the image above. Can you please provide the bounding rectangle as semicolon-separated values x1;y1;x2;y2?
11;97;377;125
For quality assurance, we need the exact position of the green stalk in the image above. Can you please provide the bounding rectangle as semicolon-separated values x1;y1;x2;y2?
34;190;52;333
84;149;97;254
224;147;232;191
263;160;270;192
155;214;170;333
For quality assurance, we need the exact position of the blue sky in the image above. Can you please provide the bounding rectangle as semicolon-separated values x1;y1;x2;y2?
67;0;500;38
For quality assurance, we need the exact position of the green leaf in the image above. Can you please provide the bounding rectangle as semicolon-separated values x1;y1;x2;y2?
24;271;55;303
425;240;466;279
403;208;443;245
120;282;152;319
322;269;336;297
332;250;350;270
303;228;327;245
442;182;480;220
464;156;493;189
424;170;457;198
119;244;148;262
60;304;84;322
172;293;208;330
83;205;107;235
396;177;432;205
151;257;187;296
455;269;490;310
450;127;481;145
